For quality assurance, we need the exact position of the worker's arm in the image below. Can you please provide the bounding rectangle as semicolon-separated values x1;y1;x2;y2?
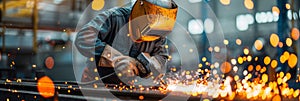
75;11;112;59
75;9;140;79
135;37;168;78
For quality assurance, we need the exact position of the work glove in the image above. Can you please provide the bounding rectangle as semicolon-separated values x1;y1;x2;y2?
99;45;146;84
112;56;141;78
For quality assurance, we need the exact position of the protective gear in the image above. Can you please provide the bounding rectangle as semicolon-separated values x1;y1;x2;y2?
99;45;140;78
113;56;140;77
129;0;178;42
99;45;155;79
75;7;169;84
145;0;173;8
137;53;165;81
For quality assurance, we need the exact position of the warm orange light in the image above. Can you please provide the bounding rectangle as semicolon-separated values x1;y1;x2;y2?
279;72;284;78
234;75;240;81
278;42;283;48
198;63;203;68
45;56;55;70
248;65;254;72
283;51;290;58
139;95;144;100
271;60;278;68
228;92;236;100
255;57;258;61
270;34;279;47
244;48;249;55
203;99;210;101
286;38;293;47
247;74;252;79
37;76;55;98
272;95;281;101
294;89;299;98
264;56;271;65
208;47;213;52
244;0;254;10
285;3;291;9
255;65;261;71
140;36;160;42
238;57;244;64
291;28;300;40
286;73;291;80
272;6;280;15
202;57;207;62
277;78;282;85
236;39;242;45
220;0;230;5
280;55;287;64
92;0;105;11
243;57;248;62
260;67;267;73
223;39;229;45
247;56;252;62
214;46;220;52
221;62;232;73
254;40;263;50
262;74;268;83
288;53;297;68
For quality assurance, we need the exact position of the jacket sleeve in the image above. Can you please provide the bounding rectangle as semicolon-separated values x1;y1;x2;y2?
150;37;169;74
75;11;112;58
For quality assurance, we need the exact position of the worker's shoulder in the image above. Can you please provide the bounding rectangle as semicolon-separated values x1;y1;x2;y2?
105;7;131;17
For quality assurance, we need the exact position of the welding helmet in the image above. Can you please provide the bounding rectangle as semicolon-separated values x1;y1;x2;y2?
129;0;178;42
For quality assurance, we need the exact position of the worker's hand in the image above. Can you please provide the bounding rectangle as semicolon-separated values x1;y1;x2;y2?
113;56;140;81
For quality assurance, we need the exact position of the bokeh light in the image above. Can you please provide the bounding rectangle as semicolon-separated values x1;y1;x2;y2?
214;46;220;52
248;65;254;72
272;95;281;101
272;6;280;15
37;76;55;98
262;74;268;83
244;0;254;10
286;38;292;47
236;39;242;45
45;56;55;70
224;39;229;45
139;95;144;100
254;39;263;50
92;0;105;11
244;48;249;55
220;0;230;5
271;60;278;68
220;62;232;73
291;28;299;40
255;65;261;71
285;3;291;10
264;56;271;65
270;34;279;47
238;57;244;64
288;54;297;68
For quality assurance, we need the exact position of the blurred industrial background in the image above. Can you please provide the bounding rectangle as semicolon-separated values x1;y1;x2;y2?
0;0;300;100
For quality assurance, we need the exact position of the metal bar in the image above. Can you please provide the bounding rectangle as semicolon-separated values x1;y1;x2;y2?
32;0;38;54
2;0;6;17
72;0;76;11
1;26;5;52
291;0;295;28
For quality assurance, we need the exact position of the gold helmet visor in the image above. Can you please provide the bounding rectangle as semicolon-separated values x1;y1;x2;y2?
129;0;178;42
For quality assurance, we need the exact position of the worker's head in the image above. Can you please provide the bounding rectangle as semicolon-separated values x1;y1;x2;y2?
129;0;178;43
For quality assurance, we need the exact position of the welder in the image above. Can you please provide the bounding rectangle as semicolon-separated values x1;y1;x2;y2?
75;0;178;85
